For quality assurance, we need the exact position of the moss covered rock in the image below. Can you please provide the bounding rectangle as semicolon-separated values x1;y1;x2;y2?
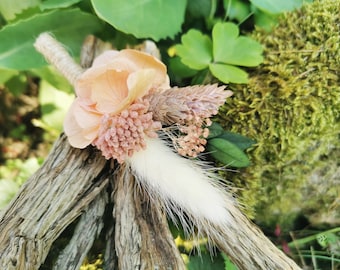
217;0;340;228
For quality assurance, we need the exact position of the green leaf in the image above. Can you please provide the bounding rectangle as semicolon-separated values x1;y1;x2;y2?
207;122;224;139
209;63;248;84
207;138;250;167
40;0;82;10
253;7;279;31
5;73;27;96
217;132;256;151
316;232;338;248
188;253;225;270
250;0;303;14
187;0;212;18
0;9;103;70
0;0;39;21
212;22;263;67
0;179;19;209
0;69;19;85
168;56;198;79
222;254;238;270
91;0;186;41
31;66;73;93
39;80;74;131
223;0;251;23
176;29;213;70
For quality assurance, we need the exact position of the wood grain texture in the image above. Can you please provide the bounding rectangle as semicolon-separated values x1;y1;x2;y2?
0;134;109;269
113;165;186;270
0;134;185;270
213;206;302;269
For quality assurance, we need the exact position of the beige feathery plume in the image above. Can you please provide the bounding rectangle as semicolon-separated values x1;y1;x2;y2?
146;84;233;125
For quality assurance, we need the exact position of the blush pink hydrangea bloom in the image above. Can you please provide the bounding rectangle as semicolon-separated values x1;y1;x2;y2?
64;49;170;161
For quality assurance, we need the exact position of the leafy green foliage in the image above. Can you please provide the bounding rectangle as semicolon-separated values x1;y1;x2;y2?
252;7;279;32
40;0;83;10
0;0;40;21
0;69;19;86
207;122;255;167
212;22;263;67
38;80;74;132
175;22;263;83
207;138;251;167
224;0;251;23
187;252;225;270
209;63;249;84
0;157;42;209
0;9;103;70
175;30;213;70
250;0;304;14
187;0;212;18
222;254;239;270
286;227;340;268
91;0;187;41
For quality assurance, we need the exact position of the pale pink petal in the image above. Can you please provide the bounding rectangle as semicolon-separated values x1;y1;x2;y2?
73;99;102;129
127;69;157;100
90;70;129;114
64;100;101;148
75;65;108;98
91;50;120;67
119;50;170;89
119;49;167;73
101;69;157;116
94;50;169;88
64;105;93;148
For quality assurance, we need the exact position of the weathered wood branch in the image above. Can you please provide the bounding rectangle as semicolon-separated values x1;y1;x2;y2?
0;135;186;270
113;164;186;270
0;134;109;269
214;207;301;269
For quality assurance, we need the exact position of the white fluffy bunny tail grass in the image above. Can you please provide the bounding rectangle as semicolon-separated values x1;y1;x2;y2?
126;136;235;228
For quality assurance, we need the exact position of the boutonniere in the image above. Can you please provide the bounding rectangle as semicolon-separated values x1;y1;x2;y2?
35;33;234;234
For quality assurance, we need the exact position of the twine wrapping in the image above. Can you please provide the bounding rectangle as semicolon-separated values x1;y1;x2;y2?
34;33;83;86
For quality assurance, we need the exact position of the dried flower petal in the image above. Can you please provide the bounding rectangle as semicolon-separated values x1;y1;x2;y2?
64;49;170;162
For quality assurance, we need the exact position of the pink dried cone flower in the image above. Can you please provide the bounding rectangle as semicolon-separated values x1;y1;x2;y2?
92;99;161;163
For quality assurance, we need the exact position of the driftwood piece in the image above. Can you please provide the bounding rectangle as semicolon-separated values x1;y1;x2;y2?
214;207;301;269
0;132;303;270
0;134;109;269
0;134;186;270
113;165;186;270
51;185;108;270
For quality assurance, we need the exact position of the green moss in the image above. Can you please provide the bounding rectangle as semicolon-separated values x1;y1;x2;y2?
217;0;340;227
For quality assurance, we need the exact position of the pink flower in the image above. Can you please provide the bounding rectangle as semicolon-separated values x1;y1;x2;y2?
64;49;170;158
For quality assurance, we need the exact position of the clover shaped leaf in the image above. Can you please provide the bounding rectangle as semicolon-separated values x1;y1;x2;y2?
209;63;249;84
174;22;263;84
212;22;263;67
175;29;213;70
211;22;263;83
